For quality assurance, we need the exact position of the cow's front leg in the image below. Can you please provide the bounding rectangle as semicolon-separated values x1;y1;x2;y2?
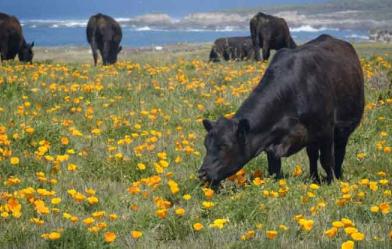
267;152;282;178
306;144;320;183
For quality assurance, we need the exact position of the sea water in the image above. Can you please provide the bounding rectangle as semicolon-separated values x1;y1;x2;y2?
22;20;370;47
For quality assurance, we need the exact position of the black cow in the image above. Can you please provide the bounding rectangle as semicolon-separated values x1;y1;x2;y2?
86;13;122;66
209;36;254;62
199;35;364;187
250;12;296;61
0;12;34;63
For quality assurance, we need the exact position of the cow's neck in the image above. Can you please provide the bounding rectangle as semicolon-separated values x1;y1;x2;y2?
234;75;292;160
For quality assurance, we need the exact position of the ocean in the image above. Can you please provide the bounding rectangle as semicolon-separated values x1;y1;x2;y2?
21;19;370;47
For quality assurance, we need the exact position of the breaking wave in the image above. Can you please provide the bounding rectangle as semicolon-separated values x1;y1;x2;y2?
22;19;87;28
290;25;339;32
136;26;152;31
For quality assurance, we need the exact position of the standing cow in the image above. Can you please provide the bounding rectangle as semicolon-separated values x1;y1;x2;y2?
199;35;364;187
209;36;254;62
86;13;122;66
250;12;296;61
0;12;34;63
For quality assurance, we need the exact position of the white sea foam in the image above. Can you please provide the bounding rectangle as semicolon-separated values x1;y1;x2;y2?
136;26;152;31
22;19;87;28
290;25;338;32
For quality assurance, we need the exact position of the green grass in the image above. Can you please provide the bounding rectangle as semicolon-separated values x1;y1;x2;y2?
0;44;391;249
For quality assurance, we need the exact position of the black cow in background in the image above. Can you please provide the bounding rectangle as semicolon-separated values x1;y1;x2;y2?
209;36;254;62
0;12;34;63
250;12;296;61
86;13;122;66
199;35;364;187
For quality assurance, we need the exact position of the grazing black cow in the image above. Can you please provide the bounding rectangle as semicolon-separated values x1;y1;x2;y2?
0;12;34;63
209;36;254;62
199;35;364;187
86;13;122;65
250;12;296;61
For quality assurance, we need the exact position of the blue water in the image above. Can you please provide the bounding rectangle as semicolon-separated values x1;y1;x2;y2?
23;27;369;47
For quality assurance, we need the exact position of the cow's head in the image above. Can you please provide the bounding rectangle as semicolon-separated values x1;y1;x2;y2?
18;41;34;63
104;44;122;65
209;46;220;62
198;117;251;187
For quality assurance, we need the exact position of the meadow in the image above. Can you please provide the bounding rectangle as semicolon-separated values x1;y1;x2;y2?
0;43;391;249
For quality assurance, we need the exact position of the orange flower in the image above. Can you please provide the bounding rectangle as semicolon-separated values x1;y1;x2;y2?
325;227;338;238
48;232;61;240
155;209;168;219
293;165;303;176
10;157;20;165
379;203;390;214
298;218;314;231
175;208;185;217
87;196;99;205
202;201;215;209
344;227;358;235
202;188;214;199
252;177;265;186
341;240;354;249
193;223;204;231
240;230;256;240
351;232;365;241
34;200;49;215
266;230;278;239
332;221;345;228
131;230;142;239
60;136;69;145
83;217;95;225
168;180;179;194
104;232;116;243
67;163;78;172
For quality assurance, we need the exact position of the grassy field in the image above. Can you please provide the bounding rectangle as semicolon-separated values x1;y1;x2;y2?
0;43;391;249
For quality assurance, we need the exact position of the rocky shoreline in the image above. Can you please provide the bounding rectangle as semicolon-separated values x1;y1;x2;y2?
370;30;392;43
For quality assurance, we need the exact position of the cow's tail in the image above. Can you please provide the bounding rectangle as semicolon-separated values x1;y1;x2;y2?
86;16;97;44
86;16;99;65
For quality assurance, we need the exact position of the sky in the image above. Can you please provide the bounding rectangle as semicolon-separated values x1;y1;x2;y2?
0;0;328;19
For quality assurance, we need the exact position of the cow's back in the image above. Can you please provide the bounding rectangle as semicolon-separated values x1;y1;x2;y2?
87;14;122;43
272;35;364;127
0;16;24;56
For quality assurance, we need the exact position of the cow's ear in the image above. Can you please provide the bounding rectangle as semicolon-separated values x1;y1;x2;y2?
30;42;34;48
117;46;122;53
202;119;214;132
237;119;250;143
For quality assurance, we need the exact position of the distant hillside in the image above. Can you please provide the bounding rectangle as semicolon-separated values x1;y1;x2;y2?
218;0;392;30
229;0;392;18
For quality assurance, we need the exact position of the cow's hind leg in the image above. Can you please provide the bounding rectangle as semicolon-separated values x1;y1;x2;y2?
267;152;282;178
1;42;8;61
262;39;271;61
90;41;98;66
319;137;335;184
306;144;320;183
334;127;352;179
